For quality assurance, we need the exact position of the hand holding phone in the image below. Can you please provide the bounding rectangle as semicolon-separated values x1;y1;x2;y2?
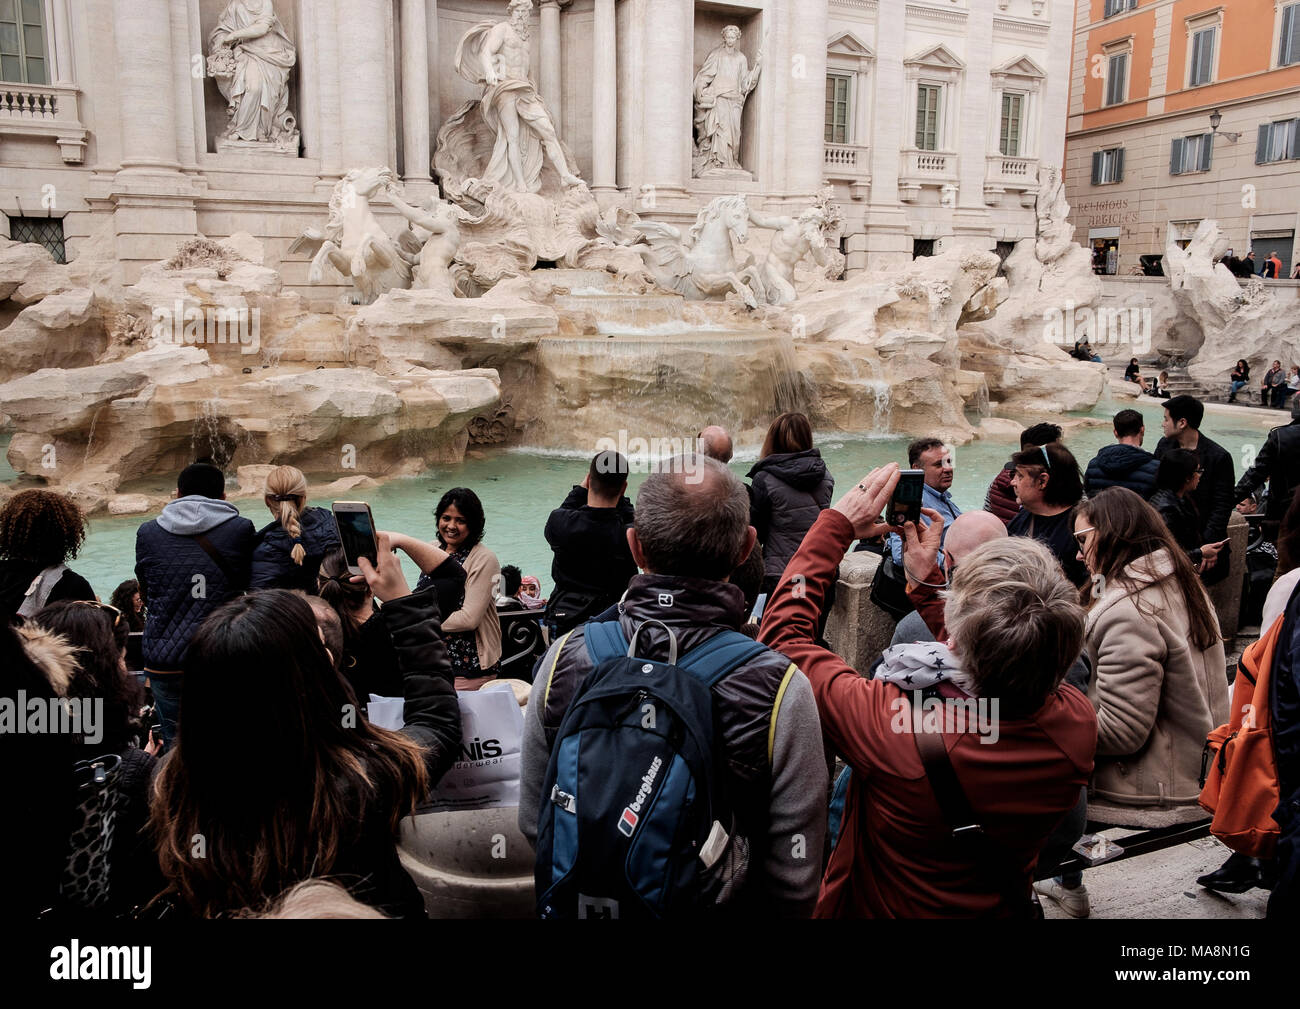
887;469;926;526
332;501;379;575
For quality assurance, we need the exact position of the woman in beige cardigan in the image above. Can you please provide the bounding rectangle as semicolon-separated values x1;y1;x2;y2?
1074;487;1227;828
428;488;501;690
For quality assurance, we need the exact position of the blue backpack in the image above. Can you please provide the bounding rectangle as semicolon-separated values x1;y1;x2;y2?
534;618;767;919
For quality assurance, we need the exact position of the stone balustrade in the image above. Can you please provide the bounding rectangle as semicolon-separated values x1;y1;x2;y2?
983;153;1040;205
0;81;87;163
898;147;959;200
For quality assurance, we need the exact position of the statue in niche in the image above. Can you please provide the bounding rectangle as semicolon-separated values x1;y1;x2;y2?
692;25;762;178
208;0;299;154
451;0;583;193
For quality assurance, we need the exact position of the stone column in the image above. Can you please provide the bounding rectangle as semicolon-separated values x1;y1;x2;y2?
590;0;616;197
863;0;909;266
953;1;993;249
427;0;440;154
337;0;393;167
539;0;562;136
401;0;432;181
45;0;73;85
314;0;344;183
113;0;181;172
783;0;828;198
640;0;691;201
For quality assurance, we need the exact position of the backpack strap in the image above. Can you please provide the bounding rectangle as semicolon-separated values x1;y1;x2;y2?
910;688;1042;919
194;533;239;587
677;629;768;689
582;620;629;668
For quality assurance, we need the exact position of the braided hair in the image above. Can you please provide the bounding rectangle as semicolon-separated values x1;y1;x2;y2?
264;465;309;565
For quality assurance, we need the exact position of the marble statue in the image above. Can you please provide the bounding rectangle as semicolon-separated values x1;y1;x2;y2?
633;193;761;306
745;207;836;306
692;25;761;177
452;0;582;193
383;191;470;298
289;167;416;304
207;0;299;154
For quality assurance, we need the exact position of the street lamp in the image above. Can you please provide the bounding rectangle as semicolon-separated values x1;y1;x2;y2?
1209;108;1241;143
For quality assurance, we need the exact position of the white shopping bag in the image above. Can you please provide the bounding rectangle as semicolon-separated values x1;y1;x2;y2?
368;683;524;811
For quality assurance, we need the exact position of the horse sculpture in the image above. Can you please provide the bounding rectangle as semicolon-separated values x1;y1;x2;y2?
632;193;761;307
289;166;418;304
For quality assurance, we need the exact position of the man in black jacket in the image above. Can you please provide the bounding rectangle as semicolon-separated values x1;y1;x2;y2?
1155;395;1236;581
1084;408;1160;499
135;462;254;748
1236;396;1300;538
543;450;637;636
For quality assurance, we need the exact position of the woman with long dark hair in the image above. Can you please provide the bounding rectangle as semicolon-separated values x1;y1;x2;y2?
1075;488;1226;816
1148;448;1228;574
422;488;501;690
32;600;162;913
149;539;458;917
747;412;834;597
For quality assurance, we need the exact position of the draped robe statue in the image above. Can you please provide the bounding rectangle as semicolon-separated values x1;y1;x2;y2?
692;25;761;176
208;0;298;152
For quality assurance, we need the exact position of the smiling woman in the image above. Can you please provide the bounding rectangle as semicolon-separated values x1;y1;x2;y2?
423;487;502;690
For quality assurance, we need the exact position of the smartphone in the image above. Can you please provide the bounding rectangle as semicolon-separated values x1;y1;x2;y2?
332;501;378;575
887;470;926;526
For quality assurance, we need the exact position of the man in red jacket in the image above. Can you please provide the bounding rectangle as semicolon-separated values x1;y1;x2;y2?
760;463;1097;917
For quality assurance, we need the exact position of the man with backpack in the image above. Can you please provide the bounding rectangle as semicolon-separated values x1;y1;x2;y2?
135;462;254;749
519;453;826;918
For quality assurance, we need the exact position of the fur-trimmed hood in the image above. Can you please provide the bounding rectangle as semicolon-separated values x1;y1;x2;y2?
13;622;79;697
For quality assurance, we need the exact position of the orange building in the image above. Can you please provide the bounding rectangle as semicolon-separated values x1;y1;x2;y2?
1064;0;1300;276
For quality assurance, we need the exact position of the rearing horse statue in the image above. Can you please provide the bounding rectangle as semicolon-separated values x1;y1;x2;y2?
632;194;761;307
289;166;418;304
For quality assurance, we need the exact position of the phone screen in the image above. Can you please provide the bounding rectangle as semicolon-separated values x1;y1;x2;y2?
334;507;378;570
889;471;925;524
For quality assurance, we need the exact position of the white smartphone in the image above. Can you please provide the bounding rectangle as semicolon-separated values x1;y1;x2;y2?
331;501;378;575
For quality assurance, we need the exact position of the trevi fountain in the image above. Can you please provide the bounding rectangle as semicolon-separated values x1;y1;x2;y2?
0;0;1291;593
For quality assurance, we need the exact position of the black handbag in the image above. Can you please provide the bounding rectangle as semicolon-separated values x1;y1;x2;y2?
869;552;915;620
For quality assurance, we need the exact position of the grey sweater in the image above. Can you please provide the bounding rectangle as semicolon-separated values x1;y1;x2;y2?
518;636;827;917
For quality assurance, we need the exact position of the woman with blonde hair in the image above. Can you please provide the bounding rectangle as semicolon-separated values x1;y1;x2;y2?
249;465;339;592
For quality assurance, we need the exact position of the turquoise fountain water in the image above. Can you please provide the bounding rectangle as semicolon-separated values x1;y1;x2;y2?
1;399;1279;600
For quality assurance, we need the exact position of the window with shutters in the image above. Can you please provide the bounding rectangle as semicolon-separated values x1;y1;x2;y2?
1256;119;1300;164
826;74;852;144
1278;2;1300;66
0;0;48;84
1091;147;1125;185
1170;134;1213;175
1104;51;1128;106
1104;0;1138;18
999;93;1024;157
916;84;941;151
1187;23;1217;88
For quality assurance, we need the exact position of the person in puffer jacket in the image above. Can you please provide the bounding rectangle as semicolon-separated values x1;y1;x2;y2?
1083;408;1160;499
135;462;254;749
249;465;340;593
747;412;833;596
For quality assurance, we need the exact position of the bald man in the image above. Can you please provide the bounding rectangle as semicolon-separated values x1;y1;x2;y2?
888;510;1006;647
697;425;734;464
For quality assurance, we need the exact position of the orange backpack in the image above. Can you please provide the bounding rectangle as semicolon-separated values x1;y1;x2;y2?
1198;614;1283;857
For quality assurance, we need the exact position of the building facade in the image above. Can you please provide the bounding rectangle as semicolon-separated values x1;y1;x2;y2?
1064;0;1300;277
0;0;1072;286
823;0;1074;270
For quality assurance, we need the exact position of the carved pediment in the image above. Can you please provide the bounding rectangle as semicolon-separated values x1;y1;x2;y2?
991;55;1047;79
903;42;966;71
827;30;875;60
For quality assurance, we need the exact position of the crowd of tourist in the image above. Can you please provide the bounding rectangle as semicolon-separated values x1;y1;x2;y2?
5;395;1300;921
